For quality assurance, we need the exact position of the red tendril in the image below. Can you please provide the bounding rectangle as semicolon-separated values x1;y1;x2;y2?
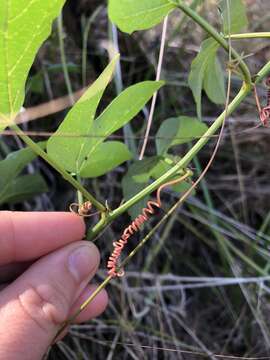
69;201;99;217
107;174;189;278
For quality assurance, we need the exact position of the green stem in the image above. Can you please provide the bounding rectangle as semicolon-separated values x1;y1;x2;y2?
66;160;266;329
121;87;247;205
76;175;84;206
106;60;270;223
11;123;106;212
171;0;251;85
225;32;270;39
255;61;270;83
63;186;198;332
58;60;270;337
57;14;74;104
89;61;270;240
89;84;249;238
82;6;102;87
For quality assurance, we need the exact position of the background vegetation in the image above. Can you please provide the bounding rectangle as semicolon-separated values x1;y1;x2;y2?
1;0;270;358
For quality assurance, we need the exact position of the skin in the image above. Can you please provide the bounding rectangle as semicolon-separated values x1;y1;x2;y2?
0;211;108;360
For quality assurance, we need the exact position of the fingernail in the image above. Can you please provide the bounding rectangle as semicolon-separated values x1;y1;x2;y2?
68;244;99;282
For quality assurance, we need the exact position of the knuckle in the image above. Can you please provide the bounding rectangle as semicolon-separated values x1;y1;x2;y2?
18;281;71;333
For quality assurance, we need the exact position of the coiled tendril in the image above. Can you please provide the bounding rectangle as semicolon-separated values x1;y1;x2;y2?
107;172;190;277
70;201;98;217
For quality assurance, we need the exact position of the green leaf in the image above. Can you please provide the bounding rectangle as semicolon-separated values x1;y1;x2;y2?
46;55;119;173
122;157;160;218
108;0;175;34
0;0;66;131
0;142;46;202
150;155;177;178
122;173;149;220
156;116;208;154
149;155;195;194
80;141;132;178
219;0;248;34
122;152;196;218
79;81;164;172
0;143;46;200
204;56;226;105
188;38;225;118
0;174;48;205
127;156;161;183
122;155;193;218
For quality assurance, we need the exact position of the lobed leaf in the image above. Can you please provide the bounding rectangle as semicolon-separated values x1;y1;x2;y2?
46;55;119;173
0;0;66;130
77;80;164;174
108;0;175;34
90;81;164;145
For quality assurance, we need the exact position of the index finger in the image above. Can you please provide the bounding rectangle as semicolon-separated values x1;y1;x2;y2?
0;211;85;265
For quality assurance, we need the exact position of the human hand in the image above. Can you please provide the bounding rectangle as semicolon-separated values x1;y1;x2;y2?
0;211;108;360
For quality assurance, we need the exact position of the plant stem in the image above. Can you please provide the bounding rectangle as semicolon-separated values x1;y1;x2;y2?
82;6;102;87
58;59;270;340
11;123;106;212
100;61;270;226
122;88;247;203
256;61;270;83
61;184;198;334
89;59;270;239
57;14;74;104
171;0;251;85
225;32;270;39
88;84;249;238
66;165;236;329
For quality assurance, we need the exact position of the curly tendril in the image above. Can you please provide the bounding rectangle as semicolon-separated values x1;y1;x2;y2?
107;172;191;278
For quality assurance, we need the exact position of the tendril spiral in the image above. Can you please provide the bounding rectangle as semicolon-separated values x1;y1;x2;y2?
69;201;93;217
107;173;190;277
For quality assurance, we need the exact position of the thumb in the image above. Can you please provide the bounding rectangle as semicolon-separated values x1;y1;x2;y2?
0;241;100;360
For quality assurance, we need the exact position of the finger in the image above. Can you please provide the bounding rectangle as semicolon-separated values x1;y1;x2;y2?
0;241;100;360
0;211;85;265
0;284;108;331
